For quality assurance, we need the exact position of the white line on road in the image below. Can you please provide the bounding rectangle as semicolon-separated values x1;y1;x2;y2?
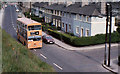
40;54;47;59
34;49;36;51
53;63;63;70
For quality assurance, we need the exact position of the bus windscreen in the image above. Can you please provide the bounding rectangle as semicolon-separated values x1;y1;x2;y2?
28;36;41;41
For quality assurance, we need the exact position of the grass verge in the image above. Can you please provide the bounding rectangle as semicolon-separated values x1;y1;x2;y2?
2;28;55;72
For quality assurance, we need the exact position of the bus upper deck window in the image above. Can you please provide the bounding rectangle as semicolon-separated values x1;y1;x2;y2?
28;25;41;31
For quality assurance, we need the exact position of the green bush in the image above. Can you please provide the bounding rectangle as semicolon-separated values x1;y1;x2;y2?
57;27;61;30
117;27;120;34
48;29;61;40
48;29;120;47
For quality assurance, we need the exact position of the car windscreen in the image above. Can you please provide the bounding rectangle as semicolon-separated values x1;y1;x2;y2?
46;36;53;39
28;36;41;41
28;25;41;31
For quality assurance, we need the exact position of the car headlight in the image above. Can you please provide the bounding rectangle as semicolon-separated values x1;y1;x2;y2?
47;40;50;42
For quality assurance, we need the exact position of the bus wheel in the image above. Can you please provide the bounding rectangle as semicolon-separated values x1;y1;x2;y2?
24;42;26;46
17;37;20;41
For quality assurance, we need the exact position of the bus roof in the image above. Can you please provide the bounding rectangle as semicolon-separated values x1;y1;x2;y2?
17;17;41;25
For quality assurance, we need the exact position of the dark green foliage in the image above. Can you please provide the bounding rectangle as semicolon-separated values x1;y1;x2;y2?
48;29;61;40
57;27;61;30
48;29;120;47
24;12;44;23
117;27;120;34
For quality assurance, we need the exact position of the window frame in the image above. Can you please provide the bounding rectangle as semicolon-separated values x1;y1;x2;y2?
76;26;79;34
81;27;84;37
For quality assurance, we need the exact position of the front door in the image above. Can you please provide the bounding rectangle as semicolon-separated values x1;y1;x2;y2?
66;24;67;32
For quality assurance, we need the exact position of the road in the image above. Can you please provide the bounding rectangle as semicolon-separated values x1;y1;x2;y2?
2;5;118;72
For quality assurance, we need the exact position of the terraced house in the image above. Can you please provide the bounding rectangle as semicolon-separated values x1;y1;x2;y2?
32;2;117;37
32;2;48;17
44;3;66;27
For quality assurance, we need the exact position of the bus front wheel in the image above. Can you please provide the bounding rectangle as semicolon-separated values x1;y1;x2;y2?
24;42;26;46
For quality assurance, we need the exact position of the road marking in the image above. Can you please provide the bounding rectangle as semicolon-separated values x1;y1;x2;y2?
40;54;47;59
34;49;36;51
53;63;63;70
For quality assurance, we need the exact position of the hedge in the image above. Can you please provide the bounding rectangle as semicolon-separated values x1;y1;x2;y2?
48;29;120;47
24;12;44;22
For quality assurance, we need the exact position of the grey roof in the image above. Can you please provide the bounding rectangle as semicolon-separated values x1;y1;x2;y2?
33;2;101;16
32;2;48;8
63;3;100;16
45;3;66;11
110;2;120;10
62;2;82;13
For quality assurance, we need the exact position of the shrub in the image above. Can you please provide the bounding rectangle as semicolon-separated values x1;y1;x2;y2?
61;33;74;45
57;27;61;30
117;27;120;34
67;32;74;36
48;29;61;40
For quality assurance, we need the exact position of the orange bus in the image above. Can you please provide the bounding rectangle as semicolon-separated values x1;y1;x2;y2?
17;17;42;49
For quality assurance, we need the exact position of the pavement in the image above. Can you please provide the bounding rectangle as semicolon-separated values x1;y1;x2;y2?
42;31;119;73
0;8;4;27
102;59;119;74
42;32;118;51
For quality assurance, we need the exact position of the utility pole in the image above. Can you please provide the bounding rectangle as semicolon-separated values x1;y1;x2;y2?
30;1;31;19
104;3;109;65
108;3;112;67
104;3;112;67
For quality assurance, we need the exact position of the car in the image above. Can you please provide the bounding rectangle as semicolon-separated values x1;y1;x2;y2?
42;35;54;44
16;9;19;12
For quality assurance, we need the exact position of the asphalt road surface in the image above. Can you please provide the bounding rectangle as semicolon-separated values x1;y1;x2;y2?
2;5;118;72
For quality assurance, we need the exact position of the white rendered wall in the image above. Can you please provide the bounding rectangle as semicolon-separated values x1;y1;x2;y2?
91;17;116;36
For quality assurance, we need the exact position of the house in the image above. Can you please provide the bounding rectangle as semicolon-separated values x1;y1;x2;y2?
32;2;116;37
32;2;48;17
44;3;66;27
61;3;116;36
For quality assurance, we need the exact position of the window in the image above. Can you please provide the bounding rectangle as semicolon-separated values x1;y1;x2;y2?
80;15;82;20
63;12;64;16
81;28;83;37
56;19;58;27
76;14;79;20
69;24;71;30
62;23;64;28
69;13;71;18
76;27;79;34
58;20;61;27
86;16;89;22
82;15;84;21
53;19;55;25
86;29;89;36
60;11;62;16
55;10;56;15
28;36;42;41
57;11;59;16
28;25;41;31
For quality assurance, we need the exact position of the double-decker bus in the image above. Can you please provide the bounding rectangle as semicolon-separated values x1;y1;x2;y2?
17;17;42;49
